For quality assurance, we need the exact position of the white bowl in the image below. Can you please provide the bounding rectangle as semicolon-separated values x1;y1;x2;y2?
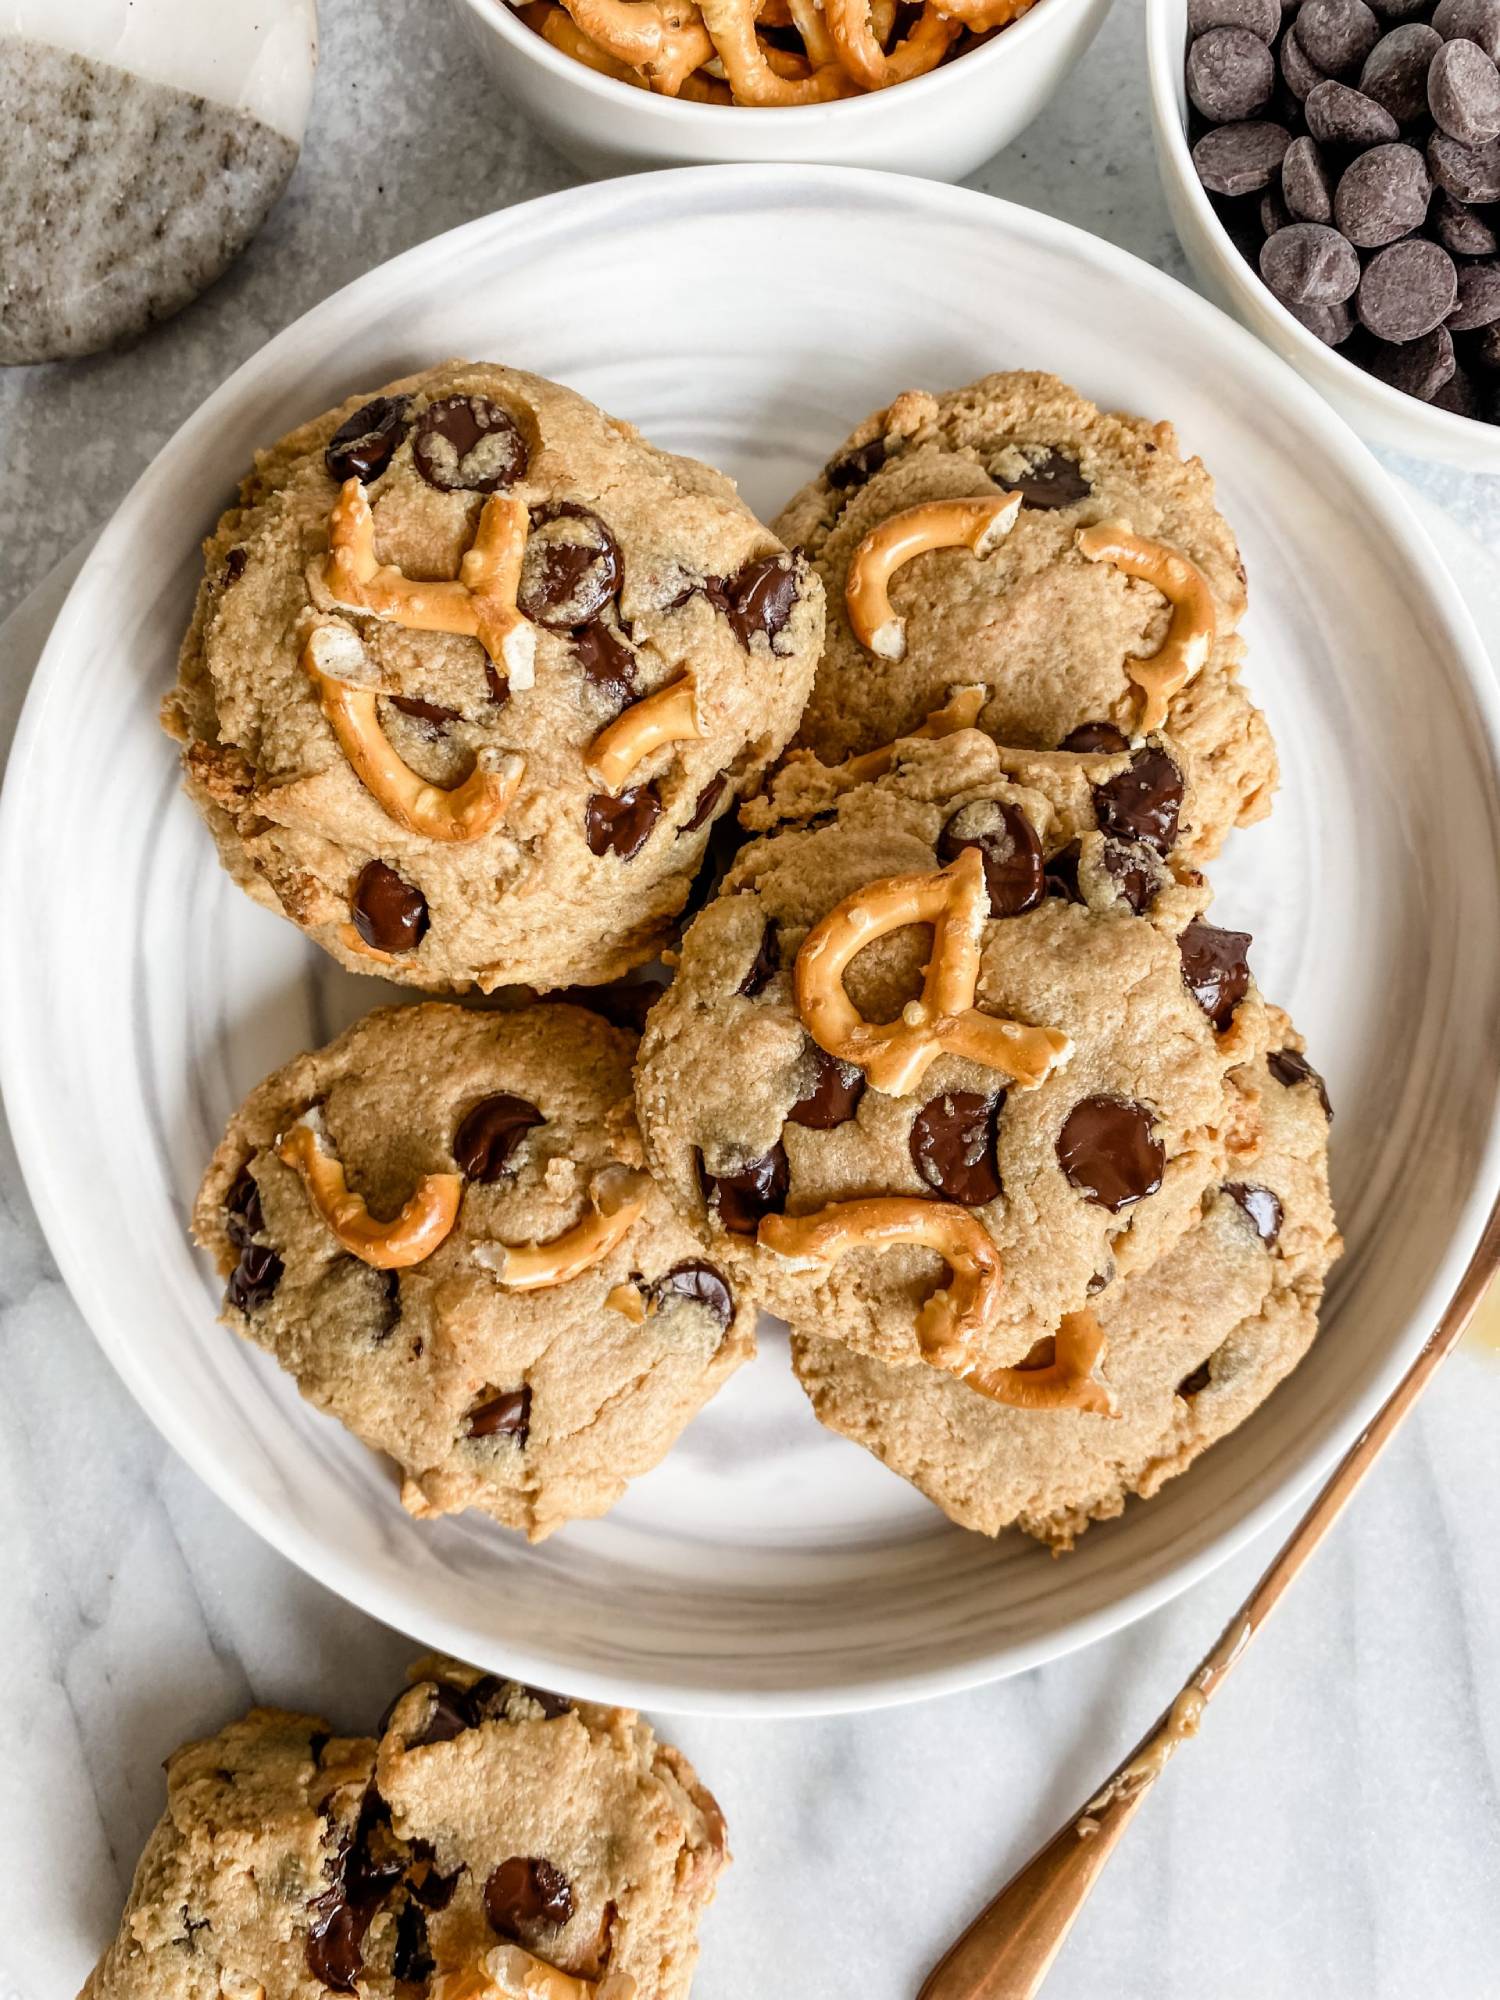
1145;0;1500;471
5;165;1500;1715
449;0;1113;180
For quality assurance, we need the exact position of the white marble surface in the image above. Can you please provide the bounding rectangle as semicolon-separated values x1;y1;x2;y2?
2;1;1499;1995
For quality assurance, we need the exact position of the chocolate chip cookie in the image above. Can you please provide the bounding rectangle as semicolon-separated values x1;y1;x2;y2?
79;1654;727;2000
792;1030;1340;1547
633;747;1270;1380
195;1001;753;1539
774;371;1276;860
166;360;823;993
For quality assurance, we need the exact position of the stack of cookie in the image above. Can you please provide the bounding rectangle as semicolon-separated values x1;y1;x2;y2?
171;360;1340;1564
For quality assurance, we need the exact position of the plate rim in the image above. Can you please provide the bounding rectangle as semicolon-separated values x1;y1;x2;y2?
6;161;1500;1716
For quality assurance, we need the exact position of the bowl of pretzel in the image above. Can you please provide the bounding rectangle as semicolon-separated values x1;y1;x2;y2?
450;0;1114;178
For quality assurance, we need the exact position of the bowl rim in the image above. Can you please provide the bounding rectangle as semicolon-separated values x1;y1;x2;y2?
454;0;1095;121
5;162;1500;1715
1143;0;1496;451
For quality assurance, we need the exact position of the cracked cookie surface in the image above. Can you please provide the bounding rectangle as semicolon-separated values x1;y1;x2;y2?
196;1002;754;1540
166;360;822;993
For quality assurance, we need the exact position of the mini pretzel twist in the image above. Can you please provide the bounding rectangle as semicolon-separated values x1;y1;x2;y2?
322;479;538;688
824;0;959;91
961;1307;1113;1414
474;1164;650;1291
934;0;1035;23
794;845;1073;1098
1075;522;1217;734
523;1;649;81
832;683;986;785
759;1196;1003;1369
558;0;713;88
585;672;702;791
304;627;523;841
431;1946;638;2000
845;494;1021;661
277;1111;462;1269
699;0;856;100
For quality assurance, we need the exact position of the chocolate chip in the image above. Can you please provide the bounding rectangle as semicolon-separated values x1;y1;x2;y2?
389;693;460;728
1059;720;1131;753
683;773;728;833
789;1044;866;1128
1289;296;1358;341
1179;918;1253;1028
1281;28;1330;98
1304;75;1400;142
909;1091;1004;1205
1044;840;1085;903
1358;236;1458;336
325;395;411;484
1447;258;1500;328
719;553;802;650
585;786;661;860
1435;0;1500;54
453;1094;544;1181
1297;0;1381;72
738;922;779;996
409;1851;462;1910
1193;118;1295;192
411;395;528;493
1268;1045;1332;1115
226;1169;263;1248
1282;133;1335;218
1192;0;1281;35
222;545;247;585
938;798;1045;916
1224;1180;1284;1244
407;1681;482;1747
466;1387;531;1443
1008;448;1092;508
1057;1097;1166;1211
1366;321;1458;394
485;1857;574;1938
228;1242;282;1313
1261;221;1362;302
826;436;890;488
1429;129;1500;199
1431;31;1500;139
698;1145;789;1233
646;1260;735;1329
393;1901;434;1984
1091;746;1185;852
569;622;637;710
1334;142;1432;245
518;503;621;628
1360;21;1442;117
1434;187;1500;251
306;1792;406;1992
1190;25;1278;114
1178;1360;1214;1397
1099;839;1160;912
352;860;428;954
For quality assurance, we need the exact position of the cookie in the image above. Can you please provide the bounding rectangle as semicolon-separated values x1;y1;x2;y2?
773;372;1276;860
80;1654;727;2000
165;360;823;993
791;1031;1340;1547
195;1001;753;1539
634;745;1269;1378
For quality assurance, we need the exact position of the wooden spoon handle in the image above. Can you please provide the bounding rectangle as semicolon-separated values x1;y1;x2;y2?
919;1194;1500;2000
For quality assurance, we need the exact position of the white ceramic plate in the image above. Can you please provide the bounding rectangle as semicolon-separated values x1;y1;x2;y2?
6;166;1500;1716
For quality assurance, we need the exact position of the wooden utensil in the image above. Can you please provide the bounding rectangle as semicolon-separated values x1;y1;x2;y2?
919;1196;1500;2000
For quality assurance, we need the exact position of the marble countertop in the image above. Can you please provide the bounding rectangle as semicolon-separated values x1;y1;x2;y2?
3;1;1499;1994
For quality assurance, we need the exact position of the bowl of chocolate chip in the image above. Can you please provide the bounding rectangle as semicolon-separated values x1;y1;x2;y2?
1147;0;1500;465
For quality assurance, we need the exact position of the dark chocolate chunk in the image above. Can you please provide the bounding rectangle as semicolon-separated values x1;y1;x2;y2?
411;395;528;493
1224;1180;1284;1244
683;772;728;833
1428;129;1500;200
570;622;637;709
719;553;802;651
585;786;661;859
453;1094;544;1182
1360;21;1442;117
1193;118;1295;193
1099;839;1160;912
375;1268;402;1343
1358;237;1458;338
937;798;1045;916
389;693;459;728
228;1241;282;1313
697;1145;789;1234
485;1857;574;1937
1179;918;1253;1028
226;1169;263;1249
1178;1360;1214;1397
325;395;411;484
466;1387;531;1443
1261;221;1362;304
1334;142;1432;246
518;503;621;628
646;1260;735;1330
1268;1045;1333;1115
1283;132;1335;218
1091;746;1185;852
392;1901;434;1984
223;545;248;585
485;660;511;706
909;1090;1004;1206
1043;840;1085;904
1008;448;1092;508
1190;25;1278;115
305;1791;406;1991
826;436;890;488
1429;34;1500;140
738;923;779;996
352;860;428;954
788;1044;866;1128
1060;720;1130;753
1056;1096;1166;1211
402;1682;481;1748
1304;75;1399;141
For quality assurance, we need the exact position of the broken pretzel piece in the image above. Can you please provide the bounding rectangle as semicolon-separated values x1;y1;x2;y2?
826;684;986;786
1075;522;1216;734
961;1306;1113;1414
277;1109;461;1269
431;1943;638;2000
585;672;702;791
475;1164;650;1291
845;494;1020;661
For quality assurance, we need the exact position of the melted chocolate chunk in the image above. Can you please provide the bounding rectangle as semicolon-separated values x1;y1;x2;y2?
1224;1180;1283;1245
352;861;429;954
1268;1046;1332;1119
401;1681;483;1748
518;503;621;628
694;554;801;650
938;798;1045;916
227;1242;282;1313
392;1900;434;1984
1177;1360;1213;1398
411;395;528;492
697;1145;789;1234
225;1169;263;1248
1091;747;1184;854
646;1260;734;1330
788;1044;865;1129
388;693;459;728
408;1843;463;1910
1178;919;1252;1031
325;395;411;484
485;661;510;707
1009;449;1091;508
466;1386;531;1444
1043;840;1084;904
738;923;779;996
570;622;637;709
1099;839;1158;914
825;436;889;488
1059;720;1130;754
909;1090;1004;1205
683;772;728;834
485;1857;575;1938
585;786;661;860
1057;1096;1165;1211
222;545;247;585
453;1093;544;1182
305;1792;406;1992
